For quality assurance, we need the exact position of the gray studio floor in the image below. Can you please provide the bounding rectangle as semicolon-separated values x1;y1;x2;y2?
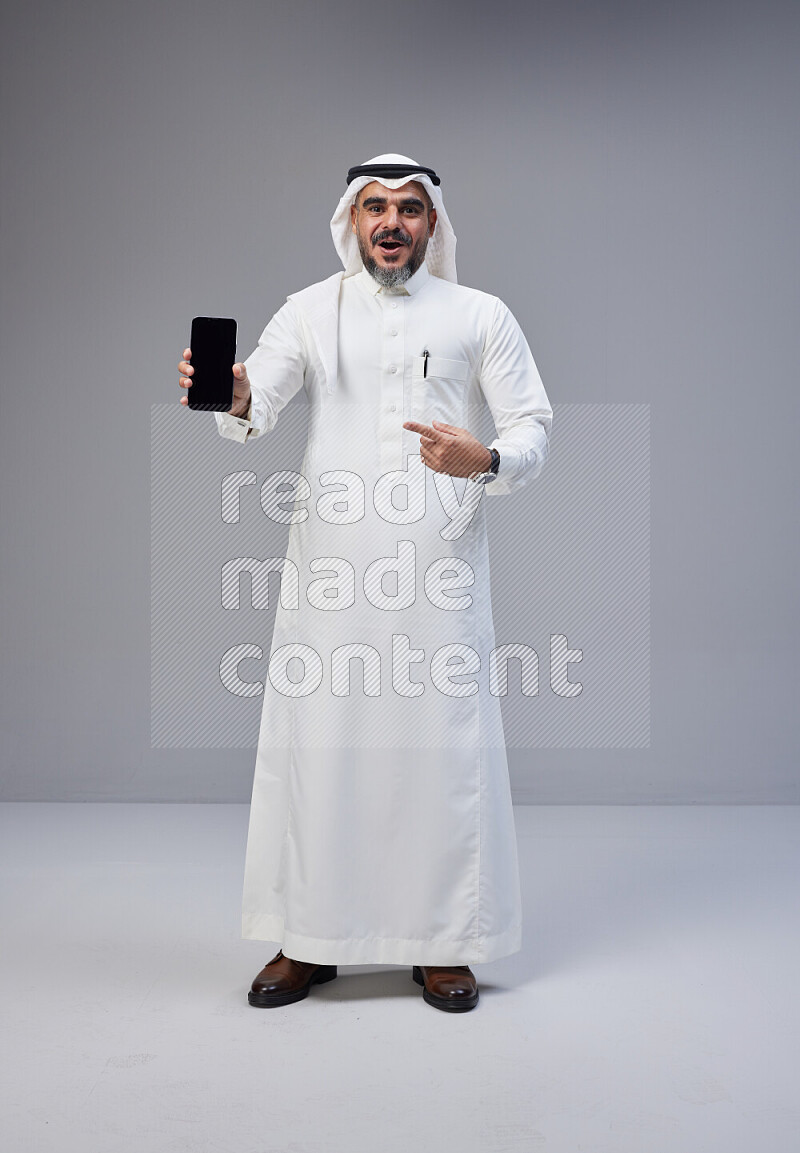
2;802;799;1153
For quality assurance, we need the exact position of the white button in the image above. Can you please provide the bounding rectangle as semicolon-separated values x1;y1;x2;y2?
390;329;398;337
389;365;397;374
391;302;398;309
389;404;396;412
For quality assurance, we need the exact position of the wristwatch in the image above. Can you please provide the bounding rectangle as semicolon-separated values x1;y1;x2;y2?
468;447;500;485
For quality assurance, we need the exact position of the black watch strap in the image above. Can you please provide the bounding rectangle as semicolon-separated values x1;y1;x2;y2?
488;447;500;475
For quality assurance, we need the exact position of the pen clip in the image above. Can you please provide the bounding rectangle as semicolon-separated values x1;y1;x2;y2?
422;348;429;378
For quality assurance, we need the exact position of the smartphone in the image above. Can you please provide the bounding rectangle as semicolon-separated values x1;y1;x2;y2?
187;316;238;411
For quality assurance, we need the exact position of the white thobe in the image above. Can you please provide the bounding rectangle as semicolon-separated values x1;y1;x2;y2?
215;261;552;965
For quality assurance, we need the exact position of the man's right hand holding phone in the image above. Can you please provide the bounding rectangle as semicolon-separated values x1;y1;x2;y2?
178;348;252;417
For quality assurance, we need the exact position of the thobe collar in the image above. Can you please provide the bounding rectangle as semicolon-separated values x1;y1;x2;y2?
355;260;431;297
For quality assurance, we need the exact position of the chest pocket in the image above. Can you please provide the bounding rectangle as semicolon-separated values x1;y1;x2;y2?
411;355;470;427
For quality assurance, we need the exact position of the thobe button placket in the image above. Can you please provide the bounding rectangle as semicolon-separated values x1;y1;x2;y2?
380;293;405;472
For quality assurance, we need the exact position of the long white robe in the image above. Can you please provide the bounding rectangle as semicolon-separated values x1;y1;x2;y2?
216;261;552;965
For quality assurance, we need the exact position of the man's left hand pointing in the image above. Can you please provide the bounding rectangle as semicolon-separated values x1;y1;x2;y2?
403;419;492;477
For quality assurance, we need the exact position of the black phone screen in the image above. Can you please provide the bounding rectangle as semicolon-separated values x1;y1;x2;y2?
188;316;238;411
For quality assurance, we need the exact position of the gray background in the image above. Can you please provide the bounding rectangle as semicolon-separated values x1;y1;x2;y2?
1;0;797;801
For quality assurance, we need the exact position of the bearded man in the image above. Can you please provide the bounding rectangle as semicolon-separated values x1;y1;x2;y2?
178;154;553;1012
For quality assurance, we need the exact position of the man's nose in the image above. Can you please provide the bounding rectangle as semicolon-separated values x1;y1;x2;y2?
384;204;401;228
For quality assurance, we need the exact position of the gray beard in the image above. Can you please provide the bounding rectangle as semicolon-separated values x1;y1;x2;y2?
358;235;429;288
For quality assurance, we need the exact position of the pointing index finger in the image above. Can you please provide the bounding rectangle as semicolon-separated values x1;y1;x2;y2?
403;420;438;439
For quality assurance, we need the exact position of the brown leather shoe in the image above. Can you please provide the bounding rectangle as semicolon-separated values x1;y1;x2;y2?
412;964;479;1012
248;949;338;1007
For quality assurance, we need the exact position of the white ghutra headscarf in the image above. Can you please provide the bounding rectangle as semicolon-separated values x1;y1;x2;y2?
329;153;458;284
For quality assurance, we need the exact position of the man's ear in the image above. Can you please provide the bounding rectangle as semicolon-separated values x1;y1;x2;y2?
428;207;438;237
350;202;357;234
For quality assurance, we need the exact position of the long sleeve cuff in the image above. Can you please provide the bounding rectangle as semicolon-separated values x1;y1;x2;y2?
485;420;550;496
214;398;261;443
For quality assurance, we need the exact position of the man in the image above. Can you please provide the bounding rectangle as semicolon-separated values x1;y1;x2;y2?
178;154;553;1012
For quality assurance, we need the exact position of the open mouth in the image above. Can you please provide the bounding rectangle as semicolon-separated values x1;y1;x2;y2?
375;239;407;255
